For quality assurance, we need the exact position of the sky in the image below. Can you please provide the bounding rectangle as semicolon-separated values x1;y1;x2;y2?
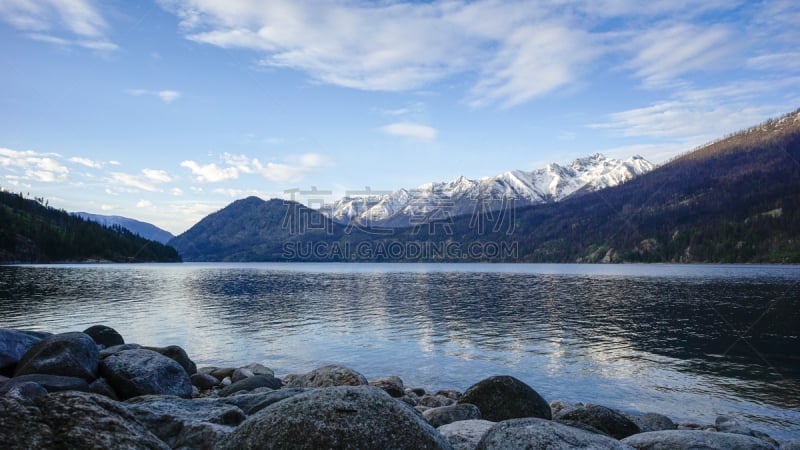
1;0;799;235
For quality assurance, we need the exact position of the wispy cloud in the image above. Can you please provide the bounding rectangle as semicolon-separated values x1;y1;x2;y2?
381;122;438;141
590;77;800;152
623;23;735;88
126;89;182;104
0;0;117;50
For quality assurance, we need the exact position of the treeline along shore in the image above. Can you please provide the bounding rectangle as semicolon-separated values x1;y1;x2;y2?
1;325;796;449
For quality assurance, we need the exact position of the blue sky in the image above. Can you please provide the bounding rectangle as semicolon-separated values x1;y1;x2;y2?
1;0;798;234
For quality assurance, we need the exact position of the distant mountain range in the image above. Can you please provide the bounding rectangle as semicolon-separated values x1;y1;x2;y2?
322;154;653;227
169;108;800;263
74;212;175;244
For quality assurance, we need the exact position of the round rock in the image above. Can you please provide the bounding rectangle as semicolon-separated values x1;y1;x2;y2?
477;417;632;450
14;332;99;382
283;364;368;388
0;329;43;374
621;429;776;449
217;385;452;450
99;348;192;400
423;403;482;428
144;345;196;375
558;404;640;439
458;375;551;421
83;325;124;348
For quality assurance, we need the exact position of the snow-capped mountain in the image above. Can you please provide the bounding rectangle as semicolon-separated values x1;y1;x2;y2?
322;153;654;227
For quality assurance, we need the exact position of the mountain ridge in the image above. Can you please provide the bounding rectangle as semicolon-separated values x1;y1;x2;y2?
321;153;653;227
168;108;800;263
74;212;175;245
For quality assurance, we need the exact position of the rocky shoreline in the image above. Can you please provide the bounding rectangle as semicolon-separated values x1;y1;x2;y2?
1;325;797;449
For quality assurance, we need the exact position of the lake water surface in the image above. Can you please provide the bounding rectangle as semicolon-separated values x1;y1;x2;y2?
1;263;798;439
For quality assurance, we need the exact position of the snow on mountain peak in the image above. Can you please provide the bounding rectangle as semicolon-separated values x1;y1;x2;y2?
321;153;654;227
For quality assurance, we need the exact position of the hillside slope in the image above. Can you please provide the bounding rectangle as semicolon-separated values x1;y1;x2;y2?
0;191;182;263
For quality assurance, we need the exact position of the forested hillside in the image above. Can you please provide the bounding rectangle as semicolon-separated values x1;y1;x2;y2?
0;190;181;263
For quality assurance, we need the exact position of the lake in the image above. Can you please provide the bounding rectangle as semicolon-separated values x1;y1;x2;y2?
1;263;798;439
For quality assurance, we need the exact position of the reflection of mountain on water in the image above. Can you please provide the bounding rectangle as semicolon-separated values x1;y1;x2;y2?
184;269;800;401
2;264;799;436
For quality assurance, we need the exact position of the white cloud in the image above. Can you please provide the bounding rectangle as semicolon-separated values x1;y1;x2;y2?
142;168;172;183
100;204;116;211
69;156;103;168
157;90;181;103
0;0;117;50
171;187;184;196
136;199;154;208
156;0;603;107
381;122;438;141
110;172;159;192
0;147;69;182
180;160;239;182
127;88;182;104
219;152;332;182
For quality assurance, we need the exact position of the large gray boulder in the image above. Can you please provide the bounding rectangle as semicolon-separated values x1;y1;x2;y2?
621;430;776;449
437;420;496;450
0;329;42;374
558;404;641;439
424;403;482;428
83;325;125;348
458;375;551;421
216;385;452;450
13;332;99;382
283;364;369;388
476;417;633;449
99;348;192;400
126;395;246;449
0;391;168;449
